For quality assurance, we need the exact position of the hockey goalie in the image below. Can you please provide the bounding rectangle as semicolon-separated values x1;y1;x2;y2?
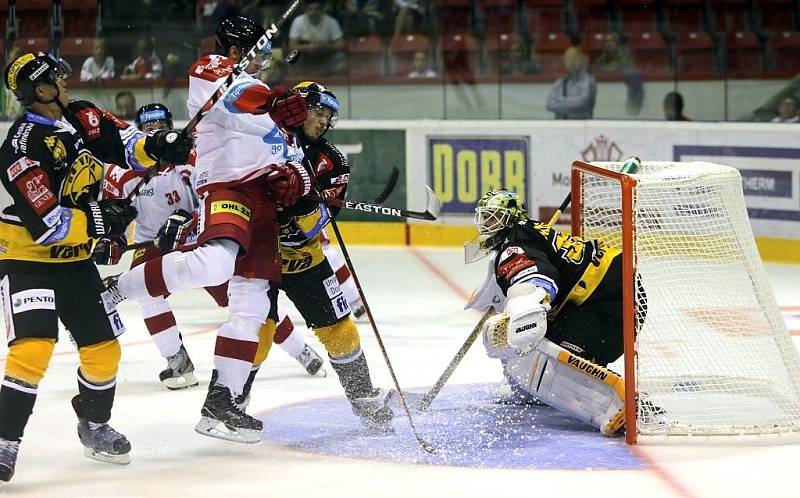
466;189;641;436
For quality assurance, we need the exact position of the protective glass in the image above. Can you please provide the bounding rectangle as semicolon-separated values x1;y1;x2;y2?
309;105;338;128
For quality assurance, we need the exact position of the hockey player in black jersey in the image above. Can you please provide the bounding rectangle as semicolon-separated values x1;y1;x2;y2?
466;189;641;435
0;52;192;482
235;81;394;431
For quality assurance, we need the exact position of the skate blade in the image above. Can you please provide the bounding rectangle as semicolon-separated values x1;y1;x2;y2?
308;366;327;378
83;446;131;465
162;372;199;390
194;417;261;444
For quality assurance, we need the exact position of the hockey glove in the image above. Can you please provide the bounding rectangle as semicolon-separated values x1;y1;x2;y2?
144;128;195;165
154;209;195;253
265;162;312;206
84;199;138;239
92;237;126;265
266;87;307;130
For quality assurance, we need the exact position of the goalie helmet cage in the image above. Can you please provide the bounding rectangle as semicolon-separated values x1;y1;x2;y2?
571;160;800;445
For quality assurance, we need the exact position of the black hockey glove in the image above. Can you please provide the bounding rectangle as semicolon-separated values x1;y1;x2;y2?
154;209;195;253
92;237;126;265
84;199;138;239
144;128;194;165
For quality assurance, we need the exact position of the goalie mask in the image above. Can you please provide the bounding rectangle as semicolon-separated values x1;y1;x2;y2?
465;190;528;263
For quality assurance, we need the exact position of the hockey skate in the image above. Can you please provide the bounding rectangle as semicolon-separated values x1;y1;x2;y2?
350;388;395;434
72;396;131;465
0;438;19;483
159;345;199;390
195;383;263;444
294;344;327;377
100;274;126;311
350;300;367;322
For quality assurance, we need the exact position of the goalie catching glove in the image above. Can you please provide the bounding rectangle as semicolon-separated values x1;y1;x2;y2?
265;162;312;206
84;199;137;239
154;209;195;253
482;285;550;359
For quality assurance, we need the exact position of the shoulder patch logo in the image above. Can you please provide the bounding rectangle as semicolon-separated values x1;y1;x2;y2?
44;135;67;161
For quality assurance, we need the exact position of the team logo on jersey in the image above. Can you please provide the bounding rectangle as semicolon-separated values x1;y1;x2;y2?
62;151;103;204
210;201;251;220
7;156;39;182
499;246;524;263
17;170;56;215
44;135;67;161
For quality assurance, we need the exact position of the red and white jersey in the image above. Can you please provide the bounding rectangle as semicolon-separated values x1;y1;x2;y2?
102;159;197;243
186;55;303;194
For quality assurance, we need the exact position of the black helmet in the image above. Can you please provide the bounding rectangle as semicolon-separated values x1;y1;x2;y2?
135;103;173;130
215;15;268;56
293;81;340;135
4;52;72;107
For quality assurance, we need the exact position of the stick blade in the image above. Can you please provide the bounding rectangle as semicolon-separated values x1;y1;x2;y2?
423;186;442;220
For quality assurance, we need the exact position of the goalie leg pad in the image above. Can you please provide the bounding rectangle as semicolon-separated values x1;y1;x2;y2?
506;340;625;435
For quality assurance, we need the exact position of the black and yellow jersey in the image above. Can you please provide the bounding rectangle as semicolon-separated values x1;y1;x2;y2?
278;138;349;274
0;102;155;263
493;220;621;316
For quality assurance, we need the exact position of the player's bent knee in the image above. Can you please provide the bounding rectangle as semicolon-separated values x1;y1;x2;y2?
5;338;56;386
507;339;625;435
254;319;276;366
78;339;121;384
315;318;360;358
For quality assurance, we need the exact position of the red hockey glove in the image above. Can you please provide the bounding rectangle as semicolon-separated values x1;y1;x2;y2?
265;162;312;206
267;87;307;129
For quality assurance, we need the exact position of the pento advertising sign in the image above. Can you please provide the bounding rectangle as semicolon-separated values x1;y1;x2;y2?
427;136;529;214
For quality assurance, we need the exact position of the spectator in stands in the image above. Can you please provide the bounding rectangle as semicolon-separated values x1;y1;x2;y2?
289;0;348;75
499;42;539;76
771;96;800;123
546;47;596;119
663;91;691;121
80;38;115;82
408;50;437;78
333;0;386;37
593;33;634;74
393;0;425;39
121;37;163;80
115;91;137;120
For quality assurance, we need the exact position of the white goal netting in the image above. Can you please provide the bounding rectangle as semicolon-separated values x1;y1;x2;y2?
576;161;800;442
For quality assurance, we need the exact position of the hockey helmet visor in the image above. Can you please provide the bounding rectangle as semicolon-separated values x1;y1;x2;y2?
293;81;340;128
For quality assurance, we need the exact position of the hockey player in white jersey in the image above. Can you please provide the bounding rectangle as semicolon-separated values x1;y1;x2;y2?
103;15;311;443
467;190;636;436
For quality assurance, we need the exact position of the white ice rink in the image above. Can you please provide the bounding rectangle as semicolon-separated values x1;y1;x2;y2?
3;246;800;498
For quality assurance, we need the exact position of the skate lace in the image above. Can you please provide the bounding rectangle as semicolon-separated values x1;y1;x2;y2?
167;348;188;372
87;422;124;446
295;347;312;367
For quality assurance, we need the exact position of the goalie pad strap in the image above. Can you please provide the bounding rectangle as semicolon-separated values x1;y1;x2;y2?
506;340;625;435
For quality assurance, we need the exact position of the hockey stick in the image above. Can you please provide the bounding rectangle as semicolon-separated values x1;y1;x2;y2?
308;186;440;221
416;307;495;412
295;136;435;453
373;167;400;203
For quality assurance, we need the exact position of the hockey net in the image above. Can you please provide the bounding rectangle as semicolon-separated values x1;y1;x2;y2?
571;160;800;444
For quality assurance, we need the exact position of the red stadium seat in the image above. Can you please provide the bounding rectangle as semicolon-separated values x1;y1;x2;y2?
14;0;50;38
62;0;98;8
709;0;752;33
674;31;718;76
725;31;764;76
580;31;606;62
533;31;572;77
663;0;707;34
616;0;660;33
572;0;612;36
440;33;480;80
437;0;473;34
390;34;432;76
627;31;670;76
755;0;799;33
524;0;565;35
59;36;94;57
17;38;50;55
485;32;524;73
346;35;384;78
480;0;518;35
768;30;800;76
